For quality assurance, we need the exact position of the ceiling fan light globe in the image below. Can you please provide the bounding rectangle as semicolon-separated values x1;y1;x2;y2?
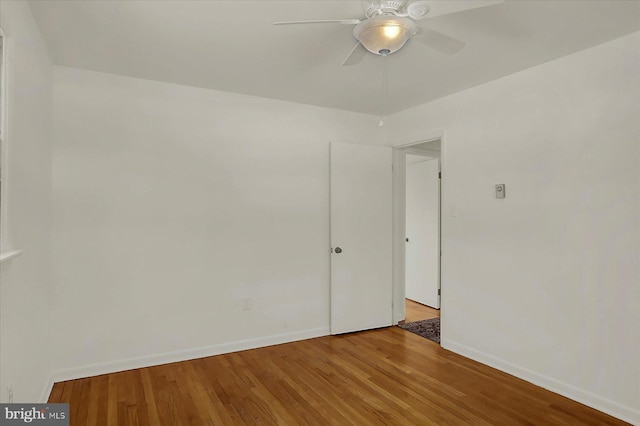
353;16;417;55
383;25;402;39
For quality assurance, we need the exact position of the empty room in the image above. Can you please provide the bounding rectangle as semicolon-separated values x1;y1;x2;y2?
0;0;639;424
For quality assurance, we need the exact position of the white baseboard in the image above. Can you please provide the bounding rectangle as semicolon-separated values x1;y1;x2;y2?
39;374;55;403
50;327;330;385
441;338;640;425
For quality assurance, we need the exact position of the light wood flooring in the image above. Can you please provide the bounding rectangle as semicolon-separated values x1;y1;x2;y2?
49;326;627;425
405;298;440;322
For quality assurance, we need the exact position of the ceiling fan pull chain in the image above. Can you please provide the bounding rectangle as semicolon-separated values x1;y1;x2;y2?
379;54;388;127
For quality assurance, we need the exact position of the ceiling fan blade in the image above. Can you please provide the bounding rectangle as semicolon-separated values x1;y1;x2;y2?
342;42;368;67
408;0;503;20
273;19;361;26
412;27;466;55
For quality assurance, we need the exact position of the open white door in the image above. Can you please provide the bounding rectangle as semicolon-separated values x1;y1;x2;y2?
405;158;440;308
330;142;393;335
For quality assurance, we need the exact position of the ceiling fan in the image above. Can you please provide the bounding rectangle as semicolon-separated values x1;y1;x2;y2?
274;0;503;66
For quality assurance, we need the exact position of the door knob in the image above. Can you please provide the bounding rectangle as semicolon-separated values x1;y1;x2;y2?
334;247;343;254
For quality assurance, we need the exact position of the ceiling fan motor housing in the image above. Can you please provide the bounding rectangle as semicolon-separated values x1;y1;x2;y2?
362;0;409;18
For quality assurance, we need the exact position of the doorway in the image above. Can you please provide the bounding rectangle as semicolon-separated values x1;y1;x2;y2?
392;138;442;327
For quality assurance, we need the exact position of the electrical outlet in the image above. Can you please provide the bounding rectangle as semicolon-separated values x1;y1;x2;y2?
242;297;252;311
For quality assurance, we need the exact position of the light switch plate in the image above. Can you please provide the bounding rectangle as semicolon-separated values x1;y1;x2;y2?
496;184;505;199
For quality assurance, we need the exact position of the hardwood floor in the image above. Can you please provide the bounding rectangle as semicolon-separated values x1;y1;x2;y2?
405;298;440;322
49;327;627;425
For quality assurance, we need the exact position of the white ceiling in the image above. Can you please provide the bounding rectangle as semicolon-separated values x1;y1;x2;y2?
28;0;640;116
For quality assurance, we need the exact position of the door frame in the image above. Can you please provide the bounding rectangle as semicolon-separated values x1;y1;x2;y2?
391;134;445;328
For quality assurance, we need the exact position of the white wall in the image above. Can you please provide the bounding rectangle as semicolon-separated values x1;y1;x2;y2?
387;32;640;423
51;67;384;379
0;0;53;403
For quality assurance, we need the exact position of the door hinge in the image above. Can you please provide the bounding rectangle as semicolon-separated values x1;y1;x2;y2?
438;172;441;179
438;289;441;296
